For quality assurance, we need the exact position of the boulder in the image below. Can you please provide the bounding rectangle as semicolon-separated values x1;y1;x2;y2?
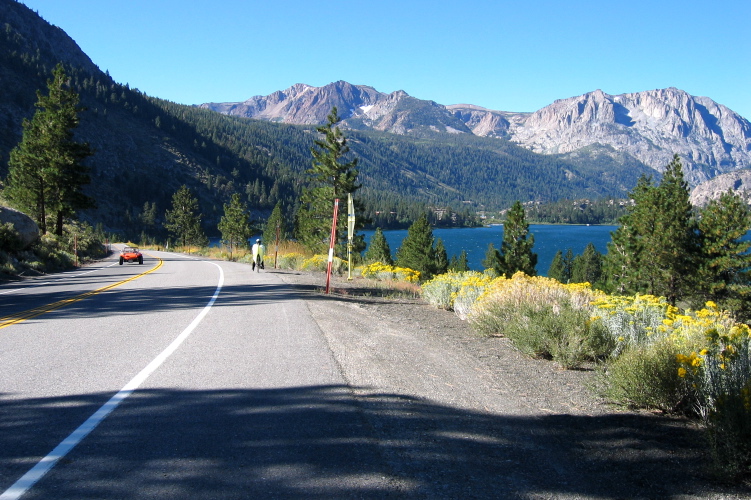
0;206;40;249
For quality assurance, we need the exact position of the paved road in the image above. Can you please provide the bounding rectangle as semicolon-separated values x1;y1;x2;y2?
0;251;405;499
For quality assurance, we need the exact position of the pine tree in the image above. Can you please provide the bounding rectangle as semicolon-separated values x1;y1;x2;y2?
263;201;287;250
563;249;574;282
295;107;366;255
434;238;449;275
6;64;94;235
139;201;158;234
218;193;251;258
165;185;206;248
482;243;502;275
549;249;574;283
449;249;470;272
571;243;603;285
395;214;436;280
697;190;751;320
605;176;654;294
548;250;565;282
499;201;537;276
363;227;393;265
605;155;697;303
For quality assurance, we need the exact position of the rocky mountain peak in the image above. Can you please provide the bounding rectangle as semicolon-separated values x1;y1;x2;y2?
507;88;751;185
201;82;751;187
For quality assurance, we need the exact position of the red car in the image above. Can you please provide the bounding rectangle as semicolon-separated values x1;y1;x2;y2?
120;246;143;265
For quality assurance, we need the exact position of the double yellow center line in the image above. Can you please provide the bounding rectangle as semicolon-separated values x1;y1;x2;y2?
0;258;163;330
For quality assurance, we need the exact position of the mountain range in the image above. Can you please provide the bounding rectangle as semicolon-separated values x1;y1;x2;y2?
202;82;751;186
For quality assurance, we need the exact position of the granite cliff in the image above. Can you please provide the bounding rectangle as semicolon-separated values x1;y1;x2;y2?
203;84;751;186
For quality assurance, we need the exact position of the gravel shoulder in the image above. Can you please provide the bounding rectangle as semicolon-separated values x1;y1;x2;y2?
273;269;751;499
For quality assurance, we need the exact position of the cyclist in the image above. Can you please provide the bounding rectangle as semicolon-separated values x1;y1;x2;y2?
251;239;265;272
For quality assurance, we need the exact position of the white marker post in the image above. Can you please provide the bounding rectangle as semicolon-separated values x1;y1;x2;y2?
347;193;355;281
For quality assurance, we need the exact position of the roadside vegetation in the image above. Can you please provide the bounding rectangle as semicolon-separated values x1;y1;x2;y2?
416;156;751;481
0;219;108;277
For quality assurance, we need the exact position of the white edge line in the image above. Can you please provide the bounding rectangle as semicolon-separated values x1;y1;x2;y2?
0;261;225;500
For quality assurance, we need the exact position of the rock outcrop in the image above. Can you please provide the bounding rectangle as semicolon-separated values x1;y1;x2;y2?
505;88;751;185
690;169;751;207
0;206;40;248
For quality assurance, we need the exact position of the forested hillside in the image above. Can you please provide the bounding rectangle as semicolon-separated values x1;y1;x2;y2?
0;0;652;236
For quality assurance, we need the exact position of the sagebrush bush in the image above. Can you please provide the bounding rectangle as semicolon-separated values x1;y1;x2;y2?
468;272;607;367
478;302;610;369
276;252;306;270
427;268;751;477
301;254;344;274
421;270;497;316
598;339;686;412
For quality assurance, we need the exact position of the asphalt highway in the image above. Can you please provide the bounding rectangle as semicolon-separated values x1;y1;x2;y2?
0;250;403;499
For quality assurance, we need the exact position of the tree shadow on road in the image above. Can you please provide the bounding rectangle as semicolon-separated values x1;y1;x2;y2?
1;385;745;499
0;270;416;322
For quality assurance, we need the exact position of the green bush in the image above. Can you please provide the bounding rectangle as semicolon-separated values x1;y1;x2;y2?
276;252;306;270
479;302;612;369
696;335;751;479
59;221;108;261
597;338;686;412
0;223;24;253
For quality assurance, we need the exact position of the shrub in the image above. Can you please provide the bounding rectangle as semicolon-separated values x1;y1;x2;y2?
0;222;24;253
276;252;306;270
421;272;464;310
421;270;495;315
691;322;751;478
360;262;420;283
301;254;345;274
477;301;610;369
598;338;686;411
453;272;496;320
593;299;751;476
591;294;679;356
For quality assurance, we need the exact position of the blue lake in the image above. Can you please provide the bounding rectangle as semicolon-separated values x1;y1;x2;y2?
362;225;618;276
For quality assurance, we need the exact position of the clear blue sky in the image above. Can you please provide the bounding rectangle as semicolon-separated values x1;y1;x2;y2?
19;0;751;119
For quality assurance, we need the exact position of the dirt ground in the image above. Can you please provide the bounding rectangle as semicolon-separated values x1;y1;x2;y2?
275;268;751;499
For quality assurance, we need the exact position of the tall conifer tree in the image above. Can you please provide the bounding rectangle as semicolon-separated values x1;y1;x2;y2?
697;190;751;319
434;238;449;275
605;155;697;303
548;250;569;283
6;64;93;235
295;107;366;255
449;249;470;272
218;193;251;258
396;214;437;280
263;201;287;248
498;201;537;276
571;243;603;285
165;185;206;248
363;227;393;265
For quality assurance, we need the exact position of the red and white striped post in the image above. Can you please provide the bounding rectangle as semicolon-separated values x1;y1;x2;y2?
325;199;340;294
